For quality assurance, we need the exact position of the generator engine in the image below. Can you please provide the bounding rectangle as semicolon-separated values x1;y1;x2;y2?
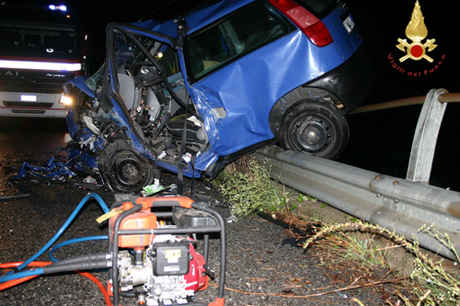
117;233;208;305
108;196;225;306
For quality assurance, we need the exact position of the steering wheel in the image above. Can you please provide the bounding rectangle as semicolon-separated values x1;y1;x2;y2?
126;61;164;86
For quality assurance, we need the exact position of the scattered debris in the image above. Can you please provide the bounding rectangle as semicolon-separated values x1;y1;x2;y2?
141;183;167;197
226;215;238;223
83;176;97;184
0;194;30;200
11;157;75;180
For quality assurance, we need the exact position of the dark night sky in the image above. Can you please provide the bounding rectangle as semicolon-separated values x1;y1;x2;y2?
76;0;208;23
346;0;458;104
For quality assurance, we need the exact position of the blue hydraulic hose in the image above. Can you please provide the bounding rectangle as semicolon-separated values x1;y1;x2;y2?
49;236;108;262
13;193;110;273
0;268;44;284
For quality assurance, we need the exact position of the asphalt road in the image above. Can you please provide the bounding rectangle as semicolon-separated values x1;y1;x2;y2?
0;117;396;306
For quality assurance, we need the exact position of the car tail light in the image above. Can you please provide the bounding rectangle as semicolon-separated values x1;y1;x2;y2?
268;0;333;47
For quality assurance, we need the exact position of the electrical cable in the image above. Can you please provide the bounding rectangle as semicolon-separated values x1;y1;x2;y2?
48;235;108;262
0;262;112;306
76;271;112;306
10;193;109;273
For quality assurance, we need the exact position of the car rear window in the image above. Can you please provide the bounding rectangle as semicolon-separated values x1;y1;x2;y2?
293;0;340;18
184;2;296;83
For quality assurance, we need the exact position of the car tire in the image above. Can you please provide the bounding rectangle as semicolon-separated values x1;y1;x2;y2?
99;141;155;193
279;100;349;160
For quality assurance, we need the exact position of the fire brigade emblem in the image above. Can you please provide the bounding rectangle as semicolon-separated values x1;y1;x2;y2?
396;1;437;63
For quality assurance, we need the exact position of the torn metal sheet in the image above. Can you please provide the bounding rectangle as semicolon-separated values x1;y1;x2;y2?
11;157;76;179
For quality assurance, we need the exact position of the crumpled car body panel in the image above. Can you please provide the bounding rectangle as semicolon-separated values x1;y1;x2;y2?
186;29;347;156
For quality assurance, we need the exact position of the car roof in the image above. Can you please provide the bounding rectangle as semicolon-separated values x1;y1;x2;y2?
132;0;254;38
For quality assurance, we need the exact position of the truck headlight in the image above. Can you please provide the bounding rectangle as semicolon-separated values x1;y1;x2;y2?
60;95;72;105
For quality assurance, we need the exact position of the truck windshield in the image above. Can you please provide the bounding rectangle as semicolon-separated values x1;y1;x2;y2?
0;21;79;59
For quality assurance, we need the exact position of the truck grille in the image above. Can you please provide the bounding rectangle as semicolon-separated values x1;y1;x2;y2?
0;70;76;94
3;101;55;108
11;109;46;114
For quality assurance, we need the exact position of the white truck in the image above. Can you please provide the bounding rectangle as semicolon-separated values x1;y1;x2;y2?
0;4;86;117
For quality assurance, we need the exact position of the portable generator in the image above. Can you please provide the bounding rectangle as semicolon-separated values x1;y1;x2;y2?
108;195;226;306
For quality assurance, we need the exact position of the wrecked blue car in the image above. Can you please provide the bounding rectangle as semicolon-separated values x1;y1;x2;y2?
64;0;373;192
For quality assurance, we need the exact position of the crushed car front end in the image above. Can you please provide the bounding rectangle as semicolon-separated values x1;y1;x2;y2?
64;24;210;193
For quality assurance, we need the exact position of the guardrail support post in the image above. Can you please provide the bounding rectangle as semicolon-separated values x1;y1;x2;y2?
406;88;448;184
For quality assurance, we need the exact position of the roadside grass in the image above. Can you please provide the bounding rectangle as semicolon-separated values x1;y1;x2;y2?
213;155;460;305
215;156;297;217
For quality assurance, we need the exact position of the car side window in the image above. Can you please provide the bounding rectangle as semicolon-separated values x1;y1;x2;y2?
185;2;295;82
157;46;180;77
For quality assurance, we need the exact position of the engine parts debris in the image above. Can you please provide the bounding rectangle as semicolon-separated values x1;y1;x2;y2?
11;156;76;180
0;194;30;200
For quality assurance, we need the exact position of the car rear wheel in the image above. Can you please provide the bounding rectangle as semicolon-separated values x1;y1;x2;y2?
279;100;349;160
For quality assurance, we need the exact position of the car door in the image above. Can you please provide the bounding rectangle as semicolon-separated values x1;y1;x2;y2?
181;1;306;158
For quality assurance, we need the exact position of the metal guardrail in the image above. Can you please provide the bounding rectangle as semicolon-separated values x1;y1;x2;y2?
256;89;460;260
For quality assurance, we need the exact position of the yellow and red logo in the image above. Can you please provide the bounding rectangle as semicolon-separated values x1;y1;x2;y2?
388;1;445;77
396;1;437;62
